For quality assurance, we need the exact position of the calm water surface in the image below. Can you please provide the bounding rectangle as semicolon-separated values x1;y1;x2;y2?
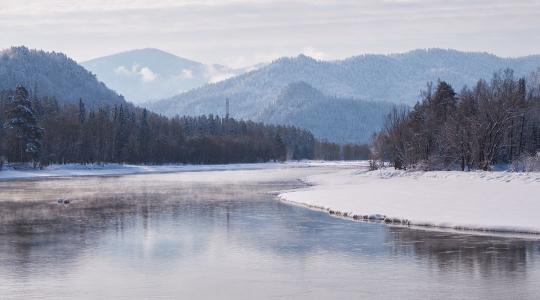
0;169;539;299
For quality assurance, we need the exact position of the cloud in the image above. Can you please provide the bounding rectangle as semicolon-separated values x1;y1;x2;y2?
115;64;157;83
139;67;157;82
181;68;194;79
1;0;540;64
203;65;236;83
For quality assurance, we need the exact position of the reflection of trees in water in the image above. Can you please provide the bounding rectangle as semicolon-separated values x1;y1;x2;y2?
385;227;540;278
0;194;142;277
0;181;295;276
2;177;540;282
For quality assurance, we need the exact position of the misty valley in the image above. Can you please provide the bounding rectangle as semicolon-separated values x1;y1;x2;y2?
1;1;540;298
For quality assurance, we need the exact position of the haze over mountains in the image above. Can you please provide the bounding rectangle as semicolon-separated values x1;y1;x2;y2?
260;82;396;143
2;46;540;144
150;49;540;112
147;48;540;142
0;47;125;106
82;48;257;103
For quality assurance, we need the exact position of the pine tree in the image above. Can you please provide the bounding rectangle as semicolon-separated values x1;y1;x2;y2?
138;108;151;163
79;98;86;124
0;94;5;170
272;134;286;161
115;104;128;162
4;85;43;165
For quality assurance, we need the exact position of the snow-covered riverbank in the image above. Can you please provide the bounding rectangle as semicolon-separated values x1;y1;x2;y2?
279;167;540;235
0;161;363;181
4;161;539;235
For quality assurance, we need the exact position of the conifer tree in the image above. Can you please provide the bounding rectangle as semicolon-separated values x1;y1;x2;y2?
115;104;128;162
138;108;151;163
5;85;43;165
272;134;286;161
0;94;5;170
79;98;86;124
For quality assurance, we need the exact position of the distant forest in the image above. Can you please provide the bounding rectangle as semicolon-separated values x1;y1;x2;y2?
372;70;540;171
0;86;368;169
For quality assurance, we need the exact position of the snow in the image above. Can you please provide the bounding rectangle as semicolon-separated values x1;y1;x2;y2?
279;165;540;235
0;161;363;181
3;161;539;236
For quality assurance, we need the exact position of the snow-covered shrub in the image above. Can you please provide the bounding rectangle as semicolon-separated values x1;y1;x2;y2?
408;160;434;171
511;153;540;172
368;159;379;171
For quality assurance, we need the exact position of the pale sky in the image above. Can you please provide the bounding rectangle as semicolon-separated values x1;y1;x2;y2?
1;0;539;67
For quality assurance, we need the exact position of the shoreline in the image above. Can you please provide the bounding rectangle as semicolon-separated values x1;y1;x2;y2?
278;168;540;238
3;161;539;238
0;161;366;182
279;196;540;239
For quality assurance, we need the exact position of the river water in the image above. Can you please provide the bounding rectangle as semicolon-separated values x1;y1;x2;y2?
0;167;539;299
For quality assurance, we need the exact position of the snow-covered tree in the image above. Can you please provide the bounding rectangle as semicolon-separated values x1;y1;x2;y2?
4;85;43;165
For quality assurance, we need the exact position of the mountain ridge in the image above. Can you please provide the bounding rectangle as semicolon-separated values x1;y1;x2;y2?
260;81;396;143
148;48;540;115
81;48;256;103
146;48;540;143
0;46;125;106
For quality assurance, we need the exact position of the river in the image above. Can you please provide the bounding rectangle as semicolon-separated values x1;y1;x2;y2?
1;166;539;299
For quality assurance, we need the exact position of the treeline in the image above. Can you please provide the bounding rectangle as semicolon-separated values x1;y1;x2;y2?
0;86;367;168
315;140;370;161
372;70;540;171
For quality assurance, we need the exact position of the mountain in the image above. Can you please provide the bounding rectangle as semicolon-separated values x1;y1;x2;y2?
260;82;395;143
0;46;125;106
81;48;255;103
147;48;540;143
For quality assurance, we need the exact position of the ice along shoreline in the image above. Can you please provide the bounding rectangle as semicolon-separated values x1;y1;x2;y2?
278;166;540;238
0;161;364;181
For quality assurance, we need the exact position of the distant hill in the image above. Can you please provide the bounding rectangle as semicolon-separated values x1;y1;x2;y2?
260;82;395;143
82;48;256;103
147;48;540;143
0;46;125;106
150;50;540;116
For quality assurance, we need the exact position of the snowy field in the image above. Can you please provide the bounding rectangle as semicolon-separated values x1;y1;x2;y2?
0;161;362;181
279;165;540;235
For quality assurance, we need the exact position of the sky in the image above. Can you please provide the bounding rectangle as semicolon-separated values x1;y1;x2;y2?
1;0;539;67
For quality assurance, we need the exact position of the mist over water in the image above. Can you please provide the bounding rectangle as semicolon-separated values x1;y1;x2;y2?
1;171;539;299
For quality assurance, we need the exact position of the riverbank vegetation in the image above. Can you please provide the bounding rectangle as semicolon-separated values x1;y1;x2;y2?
372;70;540;171
0;86;369;169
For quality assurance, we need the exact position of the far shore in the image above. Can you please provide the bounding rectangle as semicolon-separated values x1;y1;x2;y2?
0;161;366;181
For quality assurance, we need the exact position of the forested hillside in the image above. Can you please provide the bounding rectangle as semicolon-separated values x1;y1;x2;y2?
148;49;540;143
260;81;395;143
0;47;125;106
0;86;324;167
149;49;540;115
372;70;540;171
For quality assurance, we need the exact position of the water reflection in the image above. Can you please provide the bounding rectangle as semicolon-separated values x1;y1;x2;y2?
386;227;539;279
1;173;540;299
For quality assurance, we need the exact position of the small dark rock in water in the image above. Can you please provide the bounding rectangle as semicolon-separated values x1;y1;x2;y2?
57;199;64;204
63;199;70;205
